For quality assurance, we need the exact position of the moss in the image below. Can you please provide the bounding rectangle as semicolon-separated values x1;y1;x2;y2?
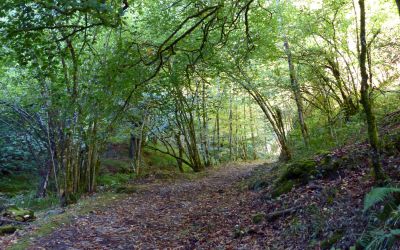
0;225;19;235
316;150;332;157
4;205;35;222
271;159;317;198
279;159;317;184
320;230;344;249
115;185;139;194
319;158;341;178
326;195;334;205
272;180;295;197
96;173;134;188
248;179;269;191
251;213;265;224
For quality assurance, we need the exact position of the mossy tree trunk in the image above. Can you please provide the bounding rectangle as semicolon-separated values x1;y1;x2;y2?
359;0;385;181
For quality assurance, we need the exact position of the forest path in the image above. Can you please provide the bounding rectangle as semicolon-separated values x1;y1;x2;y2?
29;162;269;249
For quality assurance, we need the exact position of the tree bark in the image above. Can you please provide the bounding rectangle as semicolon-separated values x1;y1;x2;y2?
175;133;184;172
359;0;385;181
249;99;257;160
201;80;210;167
229;88;233;161
283;38;309;147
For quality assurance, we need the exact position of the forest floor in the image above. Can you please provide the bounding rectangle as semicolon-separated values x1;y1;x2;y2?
5;162;276;249
3;110;400;250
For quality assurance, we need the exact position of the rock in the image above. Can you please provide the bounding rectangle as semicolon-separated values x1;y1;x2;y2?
272;180;295;198
280;159;317;184
0;225;18;235
44;208;65;217
3;205;35;222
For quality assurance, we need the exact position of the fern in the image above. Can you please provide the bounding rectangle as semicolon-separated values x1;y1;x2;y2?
364;188;400;212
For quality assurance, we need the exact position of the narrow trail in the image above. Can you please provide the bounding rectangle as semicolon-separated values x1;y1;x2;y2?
30;163;270;249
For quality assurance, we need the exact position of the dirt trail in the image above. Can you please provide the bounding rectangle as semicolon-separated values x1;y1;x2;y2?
29;163;269;249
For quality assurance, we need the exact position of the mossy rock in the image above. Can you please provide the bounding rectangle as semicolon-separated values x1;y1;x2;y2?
248;179;269;191
251;213;265;224
0;225;19;235
272;180;295;198
3;205;35;222
280;159;317;183
318;159;341;178
116;185;139;194
317;152;350;178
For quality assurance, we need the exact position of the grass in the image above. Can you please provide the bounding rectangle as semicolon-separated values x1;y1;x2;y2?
0;172;61;212
97;173;135;188
0;173;37;195
8;192;59;211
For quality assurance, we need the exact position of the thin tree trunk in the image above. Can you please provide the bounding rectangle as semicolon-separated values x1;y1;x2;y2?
359;0;385;181
201;80;210;167
276;0;309;147
283;38;309;146
136;118;146;175
235;95;239;160
229;88;233;161
242;97;248;160
249;99;257;160
175;132;184;172
216;107;220;160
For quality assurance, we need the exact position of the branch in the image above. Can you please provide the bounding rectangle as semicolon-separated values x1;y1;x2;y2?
145;145;193;167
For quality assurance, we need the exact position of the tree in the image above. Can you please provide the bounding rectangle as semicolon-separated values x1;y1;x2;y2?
358;0;385;181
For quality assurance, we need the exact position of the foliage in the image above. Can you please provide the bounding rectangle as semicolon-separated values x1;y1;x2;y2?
360;187;400;249
364;187;400;212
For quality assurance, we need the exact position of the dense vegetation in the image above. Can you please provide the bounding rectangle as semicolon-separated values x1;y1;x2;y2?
0;0;400;248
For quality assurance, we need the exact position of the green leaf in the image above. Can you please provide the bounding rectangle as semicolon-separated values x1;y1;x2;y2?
364;187;400;212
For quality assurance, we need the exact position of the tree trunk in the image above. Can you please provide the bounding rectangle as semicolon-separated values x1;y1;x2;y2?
175;133;184;172
235;95;239;160
201;80;210;167
396;0;400;16
359;0;385;181
283;38;309;147
129;133;136;160
229;88;233;161
36;161;51;198
249;99;257;160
